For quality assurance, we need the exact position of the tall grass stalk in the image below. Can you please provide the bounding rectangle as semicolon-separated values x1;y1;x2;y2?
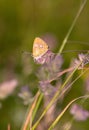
59;0;87;54
21;91;42;130
48;95;89;130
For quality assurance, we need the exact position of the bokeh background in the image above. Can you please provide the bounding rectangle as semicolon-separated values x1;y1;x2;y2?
0;0;89;130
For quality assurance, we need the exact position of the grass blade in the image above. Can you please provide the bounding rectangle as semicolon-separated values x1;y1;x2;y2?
21;91;42;130
59;0;87;54
48;95;89;130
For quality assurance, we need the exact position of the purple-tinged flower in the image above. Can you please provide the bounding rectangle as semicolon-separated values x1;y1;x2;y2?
74;53;89;69
34;50;55;65
18;86;33;105
70;103;89;121
36;52;63;81
0;79;18;99
39;81;58;97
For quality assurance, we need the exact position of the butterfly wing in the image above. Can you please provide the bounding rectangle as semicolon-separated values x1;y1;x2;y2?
32;37;48;59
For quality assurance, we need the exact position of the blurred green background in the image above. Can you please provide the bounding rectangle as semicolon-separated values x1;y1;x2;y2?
0;0;89;130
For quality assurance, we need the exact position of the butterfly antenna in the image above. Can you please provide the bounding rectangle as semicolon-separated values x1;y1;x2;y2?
67;40;89;46
62;50;89;54
21;51;32;57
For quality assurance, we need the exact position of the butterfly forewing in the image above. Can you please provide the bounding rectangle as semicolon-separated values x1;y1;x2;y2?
32;37;48;59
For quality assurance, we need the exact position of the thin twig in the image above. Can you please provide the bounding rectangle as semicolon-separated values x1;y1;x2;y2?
49;67;74;83
48;95;89;130
22;91;40;130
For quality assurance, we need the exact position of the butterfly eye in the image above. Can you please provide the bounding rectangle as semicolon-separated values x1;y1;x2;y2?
39;44;43;48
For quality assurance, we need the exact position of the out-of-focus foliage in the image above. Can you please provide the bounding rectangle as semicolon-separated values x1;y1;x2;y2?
0;0;89;130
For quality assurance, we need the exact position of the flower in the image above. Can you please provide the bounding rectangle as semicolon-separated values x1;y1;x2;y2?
36;52;63;81
18;86;33;105
70;103;89;121
0;79;18;99
74;53;89;69
39;81;58;97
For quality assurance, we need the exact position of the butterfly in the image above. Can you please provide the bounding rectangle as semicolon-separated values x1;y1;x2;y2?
32;37;49;60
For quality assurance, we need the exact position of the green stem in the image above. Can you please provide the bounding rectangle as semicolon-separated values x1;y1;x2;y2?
32;93;43;121
21;91;42;130
48;95;89;130
59;0;87;54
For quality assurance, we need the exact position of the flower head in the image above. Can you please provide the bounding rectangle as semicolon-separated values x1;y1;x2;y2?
70;103;89;121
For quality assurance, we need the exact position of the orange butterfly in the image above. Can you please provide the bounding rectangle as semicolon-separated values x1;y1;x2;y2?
32;37;49;60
